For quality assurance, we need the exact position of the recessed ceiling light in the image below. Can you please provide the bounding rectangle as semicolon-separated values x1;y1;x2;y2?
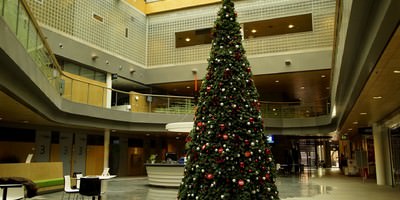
22;120;29;123
360;112;368;115
321;75;326;78
300;86;305;89
288;24;294;29
372;96;383;100
275;80;279;83
393;70;400;74
146;133;150;136
186;86;191;89
0;117;2;120
111;130;117;132
185;37;191;42
348;128;353;131
272;108;277;111
326;87;330;90
353;121;359;124
251;29;257;33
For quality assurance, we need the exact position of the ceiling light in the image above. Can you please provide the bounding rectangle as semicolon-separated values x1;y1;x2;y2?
186;86;191;89
111;130;117;132
353;121;358;124
360;112;368;115
251;29;257;33
372;96;383;99
300;86;305;89
0;117;2;120
275;80;280;83
288;24;294;29
348;128;353;131
321;75;326;78
185;37;191;42
326;87;330;90
272;108;277;111
146;133;150;136
22;120;29;123
393;70;400;74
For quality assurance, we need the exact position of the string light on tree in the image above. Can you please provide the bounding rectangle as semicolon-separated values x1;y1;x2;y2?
178;0;279;199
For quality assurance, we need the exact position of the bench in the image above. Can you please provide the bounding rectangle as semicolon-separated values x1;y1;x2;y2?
34;178;64;194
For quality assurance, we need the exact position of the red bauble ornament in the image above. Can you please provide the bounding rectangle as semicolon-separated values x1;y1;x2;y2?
238;180;245;186
246;67;251;72
249;117;254;123
197;122;202;127
206;173;214;180
207;86;211;92
265;148;271;155
223;134;229;140
218;147;224;154
245;140;250;145
248;169;252;173
240;162;245;168
265;173;270;180
202;144;207;150
219;124;225;131
245;151;251;157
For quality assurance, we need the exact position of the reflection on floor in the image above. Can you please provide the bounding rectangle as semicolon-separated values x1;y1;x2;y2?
30;168;400;200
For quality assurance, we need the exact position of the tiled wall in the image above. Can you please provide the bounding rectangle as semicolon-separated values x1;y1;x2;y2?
26;0;335;68
27;0;147;65
147;0;335;67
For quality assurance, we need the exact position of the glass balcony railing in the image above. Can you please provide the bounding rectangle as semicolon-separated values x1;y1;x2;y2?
1;0;330;118
1;0;62;91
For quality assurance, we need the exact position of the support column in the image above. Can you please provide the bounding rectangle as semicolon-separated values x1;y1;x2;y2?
373;123;393;185
106;73;112;108
104;129;110;169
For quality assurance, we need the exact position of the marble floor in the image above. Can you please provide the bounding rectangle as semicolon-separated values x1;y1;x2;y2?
29;168;400;200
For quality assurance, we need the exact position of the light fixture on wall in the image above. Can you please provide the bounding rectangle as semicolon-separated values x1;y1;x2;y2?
91;53;98;61
285;59;291;66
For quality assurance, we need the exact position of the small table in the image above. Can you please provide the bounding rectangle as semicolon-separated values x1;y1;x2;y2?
0;184;23;200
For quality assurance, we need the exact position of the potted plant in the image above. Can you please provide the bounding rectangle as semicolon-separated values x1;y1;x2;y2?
148;154;157;164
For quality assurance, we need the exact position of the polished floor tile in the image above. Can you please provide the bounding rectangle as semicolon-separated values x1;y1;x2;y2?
30;168;400;200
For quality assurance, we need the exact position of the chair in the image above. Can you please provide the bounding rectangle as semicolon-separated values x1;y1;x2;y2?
61;175;79;200
75;174;83;189
79;177;101;200
101;168;110;177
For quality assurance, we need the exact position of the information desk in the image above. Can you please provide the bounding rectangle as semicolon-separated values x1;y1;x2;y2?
145;163;184;187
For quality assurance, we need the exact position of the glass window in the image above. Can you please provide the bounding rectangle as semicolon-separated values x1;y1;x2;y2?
63;62;80;74
80;67;95;80
94;72;106;83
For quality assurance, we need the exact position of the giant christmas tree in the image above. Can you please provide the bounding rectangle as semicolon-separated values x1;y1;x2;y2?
178;0;279;199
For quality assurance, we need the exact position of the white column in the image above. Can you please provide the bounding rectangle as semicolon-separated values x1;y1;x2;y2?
106;73;112;108
373;123;392;185
104;129;110;169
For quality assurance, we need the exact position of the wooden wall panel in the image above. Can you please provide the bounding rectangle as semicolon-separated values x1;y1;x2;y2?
85;145;104;176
